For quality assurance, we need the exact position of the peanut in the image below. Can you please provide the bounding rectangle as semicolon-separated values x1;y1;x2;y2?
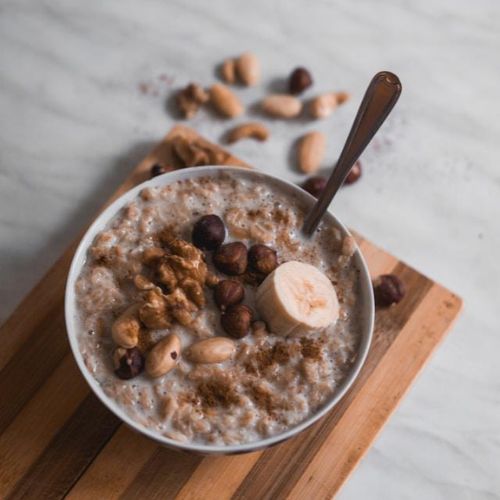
297;131;326;173
235;52;260;86
146;333;181;378
209;83;244;118
226;122;269;144
111;305;141;348
261;94;302;119
187;337;236;364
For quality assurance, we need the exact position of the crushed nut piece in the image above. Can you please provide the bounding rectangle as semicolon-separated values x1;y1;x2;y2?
176;83;209;119
139;289;171;329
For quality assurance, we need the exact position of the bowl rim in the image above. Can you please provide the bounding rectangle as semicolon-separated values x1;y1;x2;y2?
65;165;374;454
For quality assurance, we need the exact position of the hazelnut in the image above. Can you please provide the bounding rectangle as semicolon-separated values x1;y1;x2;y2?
289;67;313;95
113;347;145;380
301;176;327;198
221;304;253;338
192;214;226;250
213;242;248;275
374;274;406;307
150;164;170;178
344;161;362;185
248;244;278;275
214;280;245;311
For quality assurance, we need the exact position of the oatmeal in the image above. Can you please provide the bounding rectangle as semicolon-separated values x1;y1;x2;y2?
74;172;362;445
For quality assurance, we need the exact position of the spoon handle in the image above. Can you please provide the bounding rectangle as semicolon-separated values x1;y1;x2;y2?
302;71;402;236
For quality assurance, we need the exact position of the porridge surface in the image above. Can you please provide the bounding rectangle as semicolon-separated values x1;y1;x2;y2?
75;172;362;445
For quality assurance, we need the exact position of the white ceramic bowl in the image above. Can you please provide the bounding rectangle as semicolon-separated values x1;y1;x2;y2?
65;166;374;455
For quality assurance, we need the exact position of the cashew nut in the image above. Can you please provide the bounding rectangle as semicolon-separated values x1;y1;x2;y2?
226;122;269;144
146;333;181;378
187;337;236;364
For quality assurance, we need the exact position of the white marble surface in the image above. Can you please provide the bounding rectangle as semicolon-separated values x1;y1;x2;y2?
1;0;499;497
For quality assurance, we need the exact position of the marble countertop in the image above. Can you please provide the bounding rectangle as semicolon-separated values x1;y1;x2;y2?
1;0;499;497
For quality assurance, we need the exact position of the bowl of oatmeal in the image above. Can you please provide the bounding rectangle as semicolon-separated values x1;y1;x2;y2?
65;166;374;454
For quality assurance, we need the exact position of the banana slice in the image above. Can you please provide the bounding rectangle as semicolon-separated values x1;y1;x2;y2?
255;261;339;337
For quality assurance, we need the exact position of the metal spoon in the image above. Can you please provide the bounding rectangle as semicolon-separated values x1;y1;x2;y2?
302;71;402;236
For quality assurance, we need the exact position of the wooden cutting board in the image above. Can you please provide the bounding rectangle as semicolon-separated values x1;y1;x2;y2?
0;126;462;499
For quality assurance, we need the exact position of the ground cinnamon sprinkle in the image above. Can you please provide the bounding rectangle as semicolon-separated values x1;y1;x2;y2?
244;342;291;375
197;378;240;408
245;381;278;416
300;337;322;360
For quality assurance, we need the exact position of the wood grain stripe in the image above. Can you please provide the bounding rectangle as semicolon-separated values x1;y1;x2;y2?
0;309;69;434
0;252;72;371
65;426;157;500
119;448;203;500
232;262;433;499
175;452;263;500
287;285;463;499
8;394;120;500
0;356;88;497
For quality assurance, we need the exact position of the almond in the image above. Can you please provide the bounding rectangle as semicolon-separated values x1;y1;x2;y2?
146;333;181;378
261;94;302;119
186;337;236;364
221;59;236;84
226;122;269;143
209;83;244;118
297;131;326;174
235;52;260;86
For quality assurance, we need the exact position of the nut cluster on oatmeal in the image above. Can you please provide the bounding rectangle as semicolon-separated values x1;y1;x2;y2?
75;173;361;445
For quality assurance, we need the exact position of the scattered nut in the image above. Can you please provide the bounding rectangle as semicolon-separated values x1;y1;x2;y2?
248;244;278;275
146;333;181;378
289;67;313;95
235;52;260;86
221;59;236;84
301;176;327;198
111;305;141;348
309;92;338;119
214;280;245;311
221;304;253;338
335;91;351;105
213;242;248;275
226;122;269;144
113;347;145;380
297;131;326;174
187;337;236;364
209;83;244;118
261;94;302;119
344;161;362;185
176;83;209;119
374;274;406;307
192;214;226;250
